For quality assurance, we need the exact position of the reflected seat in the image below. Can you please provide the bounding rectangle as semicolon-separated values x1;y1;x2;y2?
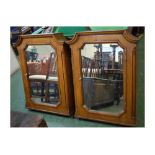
29;75;46;80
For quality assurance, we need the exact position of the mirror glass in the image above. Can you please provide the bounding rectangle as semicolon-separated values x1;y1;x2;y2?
81;43;124;114
25;45;59;105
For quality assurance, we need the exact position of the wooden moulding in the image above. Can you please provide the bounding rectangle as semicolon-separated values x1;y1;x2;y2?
67;30;140;126
16;33;75;116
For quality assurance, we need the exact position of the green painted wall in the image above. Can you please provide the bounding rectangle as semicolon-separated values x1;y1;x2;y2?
136;35;145;127
90;26;128;31
53;26;90;37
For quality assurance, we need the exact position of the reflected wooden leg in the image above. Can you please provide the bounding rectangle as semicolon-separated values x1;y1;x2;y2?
45;82;49;103
41;82;44;102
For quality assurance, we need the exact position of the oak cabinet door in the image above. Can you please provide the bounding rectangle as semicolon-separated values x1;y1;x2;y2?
67;30;140;126
16;34;74;116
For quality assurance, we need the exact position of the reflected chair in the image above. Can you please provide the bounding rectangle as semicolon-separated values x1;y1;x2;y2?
27;53;53;102
28;52;59;104
45;53;59;104
28;60;47;102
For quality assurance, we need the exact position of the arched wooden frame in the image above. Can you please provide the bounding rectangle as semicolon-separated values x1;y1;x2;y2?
67;30;140;126
16;34;74;116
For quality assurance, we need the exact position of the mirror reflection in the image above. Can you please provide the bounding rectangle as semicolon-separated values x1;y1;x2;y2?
25;45;59;105
81;43;124;114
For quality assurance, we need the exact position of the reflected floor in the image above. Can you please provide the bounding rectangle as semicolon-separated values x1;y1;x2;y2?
31;97;59;105
91;99;124;114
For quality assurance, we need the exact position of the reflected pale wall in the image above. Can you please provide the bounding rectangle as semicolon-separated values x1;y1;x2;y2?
81;44;96;59
81;44;123;61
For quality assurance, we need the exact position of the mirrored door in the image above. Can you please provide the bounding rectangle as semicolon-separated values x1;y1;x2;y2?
81;43;124;114
25;45;60;105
